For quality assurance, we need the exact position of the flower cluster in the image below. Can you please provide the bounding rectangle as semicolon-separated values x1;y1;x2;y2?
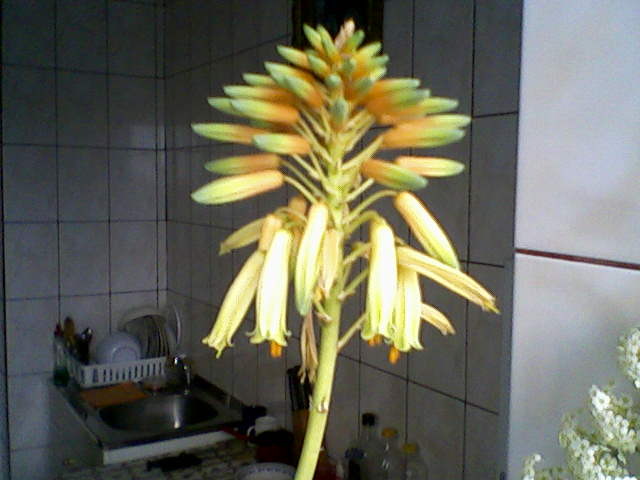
193;21;498;375
590;385;640;453
619;328;640;389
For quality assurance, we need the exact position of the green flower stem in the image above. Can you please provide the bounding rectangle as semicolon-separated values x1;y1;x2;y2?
294;294;341;480
284;176;318;204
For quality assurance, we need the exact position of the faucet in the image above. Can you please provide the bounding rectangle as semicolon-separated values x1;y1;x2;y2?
166;354;192;392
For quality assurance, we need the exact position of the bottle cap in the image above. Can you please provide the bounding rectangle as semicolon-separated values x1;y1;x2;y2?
381;427;398;438
402;442;418;454
362;412;376;426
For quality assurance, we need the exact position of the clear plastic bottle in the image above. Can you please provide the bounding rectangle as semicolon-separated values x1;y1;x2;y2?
344;413;385;480
379;427;403;480
401;443;429;480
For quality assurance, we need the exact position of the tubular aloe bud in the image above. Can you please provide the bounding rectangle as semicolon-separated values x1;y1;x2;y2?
379;98;460;124
395;156;465;177
265;62;316;84
253;133;311;155
207;97;241;116
330;98;349;128
366;88;430;116
202;250;265;356
325;74;343;92
381;126;465;149
223;85;295;103
219;217;265;255
307;53;330;77
279;75;323;108
367;78;421;99
317;25;340;63
277;45;310;69
191;170;284;204
361;159;427;190
191;123;268;144
394;192;459;269
288;195;307;215
243;73;277;87
391;266;423;352
421;303;456;335
397;246;498;313
397;114;471;130
205;153;281;175
353;42;382;63
303;24;323;52
362;219;397;341
341;29;365;53
230;99;299;125
295;203;329;315
258;214;283;252
252;228;293;347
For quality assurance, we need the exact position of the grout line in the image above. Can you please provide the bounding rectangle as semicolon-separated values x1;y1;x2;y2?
516;248;640;271
105;0;114;333
1;62;162;80
462;1;480;475
4;289;160;303
473;110;519;119
1;143;159;151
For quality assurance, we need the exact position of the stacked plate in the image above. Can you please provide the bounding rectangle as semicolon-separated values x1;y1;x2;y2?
119;305;181;359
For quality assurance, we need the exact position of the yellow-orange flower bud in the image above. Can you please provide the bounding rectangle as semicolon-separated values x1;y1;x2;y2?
253;133;311;155
191;123;268;144
205;154;281;175
191;170;283;205
361;159;427;190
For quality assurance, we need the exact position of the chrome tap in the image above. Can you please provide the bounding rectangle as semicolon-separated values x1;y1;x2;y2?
167;354;192;392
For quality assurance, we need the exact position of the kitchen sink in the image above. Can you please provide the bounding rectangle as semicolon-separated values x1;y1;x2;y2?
99;393;218;432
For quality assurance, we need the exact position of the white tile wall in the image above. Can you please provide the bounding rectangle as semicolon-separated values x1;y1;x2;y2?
515;0;640;264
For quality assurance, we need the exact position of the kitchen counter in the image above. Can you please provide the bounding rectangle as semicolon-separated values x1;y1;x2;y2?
57;438;256;479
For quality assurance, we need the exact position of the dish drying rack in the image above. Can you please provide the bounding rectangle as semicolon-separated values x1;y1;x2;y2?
63;347;166;388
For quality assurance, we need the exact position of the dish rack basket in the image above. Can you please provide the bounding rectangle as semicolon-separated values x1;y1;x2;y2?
64;348;166;388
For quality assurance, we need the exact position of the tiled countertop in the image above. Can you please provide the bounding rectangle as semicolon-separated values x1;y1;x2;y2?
58;439;256;480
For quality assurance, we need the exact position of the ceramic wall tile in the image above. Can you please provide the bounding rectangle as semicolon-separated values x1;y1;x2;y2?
158;221;168;290
189;299;214;358
4;223;58;299
466;264;507;413
516;1;639;264
6;298;59;375
408;276;467;400
473;0;522;116
464;406;500;480
210;57;234;123
383;0;413;77
189;0;211;67
2;146;57;222
407;383;465;480
108;2;156;77
167;150;192;222
167;221;191;296
257;344;288;427
8;373;53;449
110;222;158;292
2;0;55;67
469;114;518;266
413;0;473;113
59;222;109;296
2;66;56;145
157;150;167;220
173;72;193;148
10;446;57;480
507;253;640;475
210;0;234;60
165;0;190;75
231;0;287;52
325;355;360;460
208;145;235;229
56;0;107;72
359;364;406;440
190;224;212;303
57;72;108;147
109;76;156;149
232;318;259;406
58;148;109;221
110;150;158;221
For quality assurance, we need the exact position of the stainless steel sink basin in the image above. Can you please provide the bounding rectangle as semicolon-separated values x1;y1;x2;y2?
99;393;218;432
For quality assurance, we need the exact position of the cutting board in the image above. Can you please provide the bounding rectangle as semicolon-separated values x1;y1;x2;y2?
80;382;148;409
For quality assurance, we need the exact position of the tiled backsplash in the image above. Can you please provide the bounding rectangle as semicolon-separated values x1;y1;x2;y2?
1;0;165;477
1;0;522;478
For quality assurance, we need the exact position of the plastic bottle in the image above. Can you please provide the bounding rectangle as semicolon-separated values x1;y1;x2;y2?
379;427;403;480
401;443;429;480
344;413;385;480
